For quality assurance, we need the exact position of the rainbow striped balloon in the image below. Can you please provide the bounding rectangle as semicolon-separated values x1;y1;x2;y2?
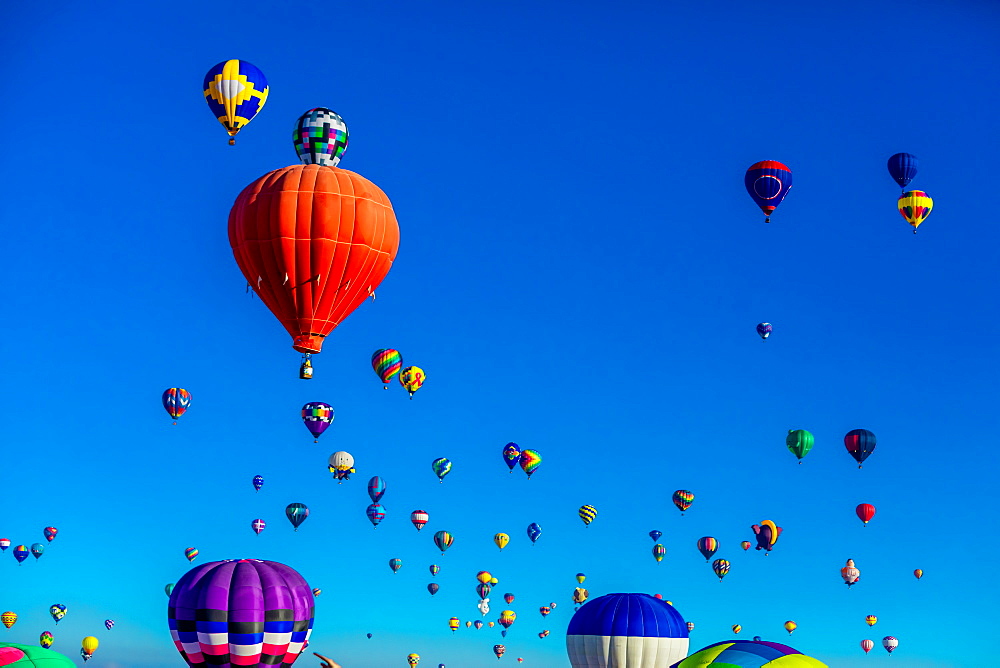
696;537;718;562
184;547;199;562
371;349;403;387
519;449;542;479
652;544;666;562
672;490;694;514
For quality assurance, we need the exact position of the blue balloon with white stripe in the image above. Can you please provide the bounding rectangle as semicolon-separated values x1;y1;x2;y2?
566;592;690;667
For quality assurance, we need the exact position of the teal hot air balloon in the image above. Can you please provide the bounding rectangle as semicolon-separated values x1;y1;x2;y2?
389;558;402;574
293;108;349;166
285;503;310;531
30;543;44;560
786;429;814;463
431;458;452;483
433;530;454;554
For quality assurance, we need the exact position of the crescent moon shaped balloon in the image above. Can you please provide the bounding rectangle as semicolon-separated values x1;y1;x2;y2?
293;108;349;166
229;165;400;362
203;60;269;145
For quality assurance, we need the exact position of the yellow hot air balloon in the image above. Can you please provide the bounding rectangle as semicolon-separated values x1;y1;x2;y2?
490;577;499;585
579;505;598;526
407;652;420;666
448;617;460;632
476;571;493;584
572;587;589;605
784;621;797;635
488;621;495;628
898;190;933;233
494;533;510;550
732;624;742;634
866;615;877;627
0;612;16;629
576;573;586;584
914;568;923;580
399;366;425;399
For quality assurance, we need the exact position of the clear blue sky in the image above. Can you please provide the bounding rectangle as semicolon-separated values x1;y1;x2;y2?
0;1;997;666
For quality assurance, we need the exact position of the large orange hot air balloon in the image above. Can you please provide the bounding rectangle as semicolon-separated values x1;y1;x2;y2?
229;164;400;364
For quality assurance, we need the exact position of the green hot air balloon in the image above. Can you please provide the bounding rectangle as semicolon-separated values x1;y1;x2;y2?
786;429;814;463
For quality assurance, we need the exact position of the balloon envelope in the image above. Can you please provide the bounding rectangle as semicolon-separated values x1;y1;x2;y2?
756;322;772;340
676;639;829;667
293;108;349;167
301;402;334;440
527;522;542;543
744;160;793;222
285;503;310;530
203;60;268;144
887;153;918;188
503;443;521;471
844;429;876;467
367;476;387;503
162;388;191;421
371;349;403;386
566;593;690;667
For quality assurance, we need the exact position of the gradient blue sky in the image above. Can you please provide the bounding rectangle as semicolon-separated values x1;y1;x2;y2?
1;1;997;666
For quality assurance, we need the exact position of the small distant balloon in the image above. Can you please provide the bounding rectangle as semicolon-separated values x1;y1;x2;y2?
672;490;694;514
431;458;452;482
649;530;662;542
371;348;403;388
741;541;751;551
434;530;454;554
844;429;877;468
389;558;402;574
162;388;191;424
539;606;551;617
399;366;425;398
519;449;542;478
882;636;898;655
652;544;666;562
427;583;439;596
30;543;44;560
251;518;266;535
429;564;440;576
745;160;793;223
696;536;718;561
914;569;923;580
866;615;877;627
184;547;199;562
575;573;586;584
786;429;814;462
756;322;772;341
578;505;598;526
784;620;797;634
368;476;387;503
861;639;875;654
732;624;742;634
712;558;731;582
898;190;933;233
687;622;695;632
1;612;16;629
285;503;310;531
12;545;28;563
502;442;521;472
752;520;782;552
301;402;334;442
856;503;876;525
50;605;67;623
411;510;430;531
367;504;387;528
887;153;918;190
494;533;510;550
527;522;542;544
164;583;174;596
43;527;58;542
312;588;322;597
252;475;264;492
104;619;115;630
40;631;54;648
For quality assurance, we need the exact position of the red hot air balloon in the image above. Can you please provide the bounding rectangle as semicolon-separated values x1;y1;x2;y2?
856;503;876;526
229;165;400;371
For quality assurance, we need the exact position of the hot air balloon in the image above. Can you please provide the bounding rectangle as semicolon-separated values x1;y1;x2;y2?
784;621;797;635
293;108;349;167
752;520;782;552
865;615;877;627
712;559;730;582
252;475;264;492
566;593;690;667
448;618;459;633
914;569;923;580
40;631;54;648
539;606;551;617
407;653;420;665
431;458;452;483
50;605;66;623
756;322;772;341
368;476;387;503
899;190;933;233
104;619;115;630
367;504;387;528
841;559;861;587
741;541;751;551
539;630;550;638
649;530;662;542
430;564;440;577
887;153;918;191
494;533;510;550
328;451;355;482
11;545;28;564
30;543;44;560
786;429;814;463
162;388;191;424
251;518;266;535
732;625;741;634
1;613;16;629
861;639;875;654
653;544;666;562
476;571;493;584
519;449;542;479
856;503;876;526
696;537;719;562
165;584;174;596
527;523;542;544
43;527;58;542
503;443;521;472
745;161;792;223
411;510;429;531
0;539;8;551
286;503;310;531
473;620;484;630
882;636;898;655
229;164;400;371
476;583;491;600
844;429;876;468
169;559;313;665
202;59;268;145
493;645;506;659
426;583;439;596
81;636;99;661
504;593;515;605
676;640;828;667
302;402;334;442
184;547;199;562
400;366;425;398
572;588;589;606
371;349;403;388
434;531;454;554
312;588;322;597
672;490;694;514
367;633;372;639
388;558;402;574
575;573;587;584
687;623;695;632
579;505;598;526
499;610;516;629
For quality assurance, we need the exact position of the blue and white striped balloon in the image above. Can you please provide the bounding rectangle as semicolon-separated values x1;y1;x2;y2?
566;592;689;667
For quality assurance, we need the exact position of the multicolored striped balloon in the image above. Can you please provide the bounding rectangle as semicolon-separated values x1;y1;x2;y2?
433;530;454;554
43;527;58;542
1;612;16;629
168;559;313;666
12;545;28;563
499;610;516;629
410;510;429;531
301;402;334;442
672;490;694;514
184;547;199;562
429;564;440;576
578;505;598;526
293;108;349;167
162;388;191;424
519;449;542;479
712;559;731;582
898;190;933;233
371;349;403;388
367;476;387;503
366;504;387;528
502;442;521;472
652;544;666;562
696;537;718;562
399;366;425;399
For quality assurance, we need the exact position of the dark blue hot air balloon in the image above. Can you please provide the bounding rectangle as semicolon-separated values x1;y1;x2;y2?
887;153;919;191
252;475;264;492
566;593;690;667
527;522;542;544
649;530;662;542
745;161;793;223
844;429;877;468
285;503;309;531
